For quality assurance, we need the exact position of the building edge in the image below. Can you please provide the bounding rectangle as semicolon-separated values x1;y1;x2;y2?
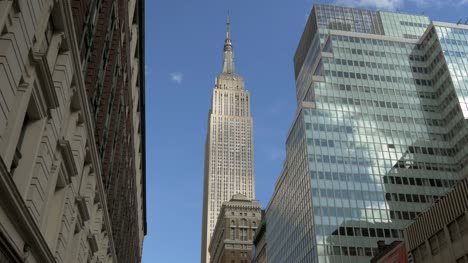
60;0;118;260
139;0;147;237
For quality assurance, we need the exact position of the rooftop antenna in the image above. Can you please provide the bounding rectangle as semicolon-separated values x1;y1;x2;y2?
226;10;231;39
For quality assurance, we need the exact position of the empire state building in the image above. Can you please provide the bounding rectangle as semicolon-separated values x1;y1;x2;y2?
201;17;255;263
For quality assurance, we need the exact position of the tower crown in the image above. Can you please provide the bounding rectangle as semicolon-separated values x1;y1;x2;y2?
222;14;235;74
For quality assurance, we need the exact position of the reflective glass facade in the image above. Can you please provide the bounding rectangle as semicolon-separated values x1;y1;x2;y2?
266;4;468;263
315;5;385;35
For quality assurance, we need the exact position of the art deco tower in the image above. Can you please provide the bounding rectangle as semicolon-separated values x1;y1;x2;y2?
201;17;256;263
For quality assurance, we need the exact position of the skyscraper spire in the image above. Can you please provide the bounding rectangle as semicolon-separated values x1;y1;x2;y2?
202;12;254;263
226;12;231;40
222;14;235;74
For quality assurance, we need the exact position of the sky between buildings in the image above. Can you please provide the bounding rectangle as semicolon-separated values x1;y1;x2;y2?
143;0;468;262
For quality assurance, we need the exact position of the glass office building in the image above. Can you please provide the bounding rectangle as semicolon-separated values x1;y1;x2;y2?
266;4;468;263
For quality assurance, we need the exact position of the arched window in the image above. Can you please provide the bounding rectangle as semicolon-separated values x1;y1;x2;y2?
231;220;235;226
240;218;247;227
252;221;256;227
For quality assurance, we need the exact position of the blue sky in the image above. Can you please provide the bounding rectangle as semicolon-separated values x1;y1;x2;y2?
143;0;468;262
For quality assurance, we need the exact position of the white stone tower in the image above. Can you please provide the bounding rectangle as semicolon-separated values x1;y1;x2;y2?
201;16;256;263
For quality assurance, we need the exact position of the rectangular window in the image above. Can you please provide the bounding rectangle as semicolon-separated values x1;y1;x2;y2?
240;229;248;241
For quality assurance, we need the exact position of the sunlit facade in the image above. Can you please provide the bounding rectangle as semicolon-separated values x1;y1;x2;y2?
208;194;261;263
266;4;468;263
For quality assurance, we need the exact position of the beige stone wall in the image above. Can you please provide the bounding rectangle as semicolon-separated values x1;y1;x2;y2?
405;177;468;263
0;1;115;262
209;196;261;263
128;0;146;255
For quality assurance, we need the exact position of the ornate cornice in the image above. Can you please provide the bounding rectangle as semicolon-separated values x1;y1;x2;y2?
30;81;50;119
225;204;262;210
87;233;99;253
30;50;60;110
58;138;78;178
75;196;90;222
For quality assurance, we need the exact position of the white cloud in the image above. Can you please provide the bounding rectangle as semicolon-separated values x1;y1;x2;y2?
411;0;455;8
333;0;466;10
334;0;403;10
268;148;286;162
170;72;183;84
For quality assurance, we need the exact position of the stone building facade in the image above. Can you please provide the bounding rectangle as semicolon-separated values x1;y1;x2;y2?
371;176;468;263
69;0;146;261
405;176;468;263
0;0;145;262
209;194;261;263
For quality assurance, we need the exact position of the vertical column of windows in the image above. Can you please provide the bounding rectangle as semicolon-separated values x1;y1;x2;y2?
92;2;117;121
100;55;120;159
106;95;123;191
80;0;102;72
